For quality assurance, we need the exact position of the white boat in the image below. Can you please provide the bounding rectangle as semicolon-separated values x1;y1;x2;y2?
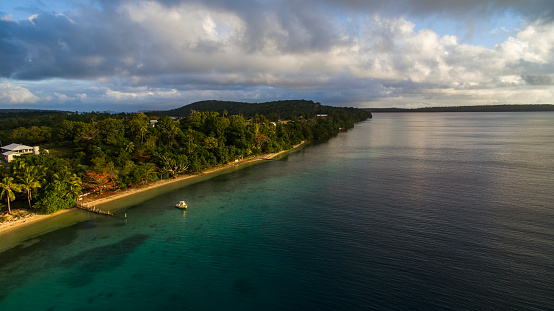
175;201;187;209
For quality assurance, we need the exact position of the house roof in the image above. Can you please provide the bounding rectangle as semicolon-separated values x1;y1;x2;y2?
1;143;33;151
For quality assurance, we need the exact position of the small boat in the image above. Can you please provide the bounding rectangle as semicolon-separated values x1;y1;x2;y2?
175;201;187;209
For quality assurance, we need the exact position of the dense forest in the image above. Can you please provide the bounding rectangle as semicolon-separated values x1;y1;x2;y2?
149;100;369;120
0;100;371;215
366;104;554;113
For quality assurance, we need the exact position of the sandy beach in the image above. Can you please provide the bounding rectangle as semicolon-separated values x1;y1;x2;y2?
0;141;306;238
0;209;75;236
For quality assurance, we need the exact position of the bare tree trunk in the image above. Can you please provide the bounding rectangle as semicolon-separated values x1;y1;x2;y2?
27;189;32;209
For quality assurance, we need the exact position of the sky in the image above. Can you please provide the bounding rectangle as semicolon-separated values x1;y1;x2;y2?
0;0;553;112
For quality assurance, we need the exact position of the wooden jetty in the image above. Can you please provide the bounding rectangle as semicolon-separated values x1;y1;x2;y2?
77;205;113;216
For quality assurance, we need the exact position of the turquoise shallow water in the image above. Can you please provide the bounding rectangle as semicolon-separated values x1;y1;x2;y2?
1;112;554;310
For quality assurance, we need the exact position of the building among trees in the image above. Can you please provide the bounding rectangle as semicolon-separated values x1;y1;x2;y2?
1;143;40;164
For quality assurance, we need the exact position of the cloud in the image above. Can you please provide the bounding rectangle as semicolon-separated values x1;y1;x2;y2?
0;0;553;110
104;87;181;100
522;75;554;85
0;81;39;104
1;15;15;22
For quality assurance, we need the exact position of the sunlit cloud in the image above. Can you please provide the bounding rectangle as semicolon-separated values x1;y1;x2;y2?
0;81;39;104
0;0;553;110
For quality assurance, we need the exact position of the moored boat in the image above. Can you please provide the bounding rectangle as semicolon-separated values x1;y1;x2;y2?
175;201;187;209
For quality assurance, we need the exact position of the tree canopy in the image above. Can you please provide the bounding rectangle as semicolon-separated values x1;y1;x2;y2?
0;100;371;214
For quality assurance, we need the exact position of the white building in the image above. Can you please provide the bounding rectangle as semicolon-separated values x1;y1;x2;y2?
1;143;40;163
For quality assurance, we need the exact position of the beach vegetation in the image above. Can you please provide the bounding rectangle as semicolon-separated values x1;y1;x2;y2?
0;177;22;214
0;100;371;216
12;162;44;209
35;180;77;214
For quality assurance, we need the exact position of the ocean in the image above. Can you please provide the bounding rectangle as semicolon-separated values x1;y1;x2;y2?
1;112;553;310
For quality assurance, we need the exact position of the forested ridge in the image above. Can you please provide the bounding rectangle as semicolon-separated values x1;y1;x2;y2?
148;99;368;120
0;100;371;216
366;104;554;113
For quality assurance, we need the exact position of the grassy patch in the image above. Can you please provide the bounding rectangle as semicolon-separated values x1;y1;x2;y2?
42;144;74;157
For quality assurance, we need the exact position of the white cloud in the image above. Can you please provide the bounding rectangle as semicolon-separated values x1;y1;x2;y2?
0;82;39;104
53;92;76;102
504;22;554;63
1;0;554;110
1;15;14;22
104;87;181;100
28;14;39;23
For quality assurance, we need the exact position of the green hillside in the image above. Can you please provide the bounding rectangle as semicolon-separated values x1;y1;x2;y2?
146;100;371;121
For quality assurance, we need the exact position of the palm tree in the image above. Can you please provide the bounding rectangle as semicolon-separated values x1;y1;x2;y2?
140;124;148;144
157;116;179;147
164;122;178;147
18;166;44;209
125;142;135;153
0;177;22;214
65;174;82;204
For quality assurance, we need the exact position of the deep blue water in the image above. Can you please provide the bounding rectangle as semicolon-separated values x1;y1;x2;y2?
1;112;554;310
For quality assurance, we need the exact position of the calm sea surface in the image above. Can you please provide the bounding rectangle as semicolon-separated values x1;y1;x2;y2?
1;112;554;310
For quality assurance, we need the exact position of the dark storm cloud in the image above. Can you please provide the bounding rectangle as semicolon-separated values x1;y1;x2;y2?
314;0;554;21
0;18;27;77
150;0;554;22
2;7;148;80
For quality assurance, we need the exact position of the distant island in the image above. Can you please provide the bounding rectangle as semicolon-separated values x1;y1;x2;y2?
365;104;554;113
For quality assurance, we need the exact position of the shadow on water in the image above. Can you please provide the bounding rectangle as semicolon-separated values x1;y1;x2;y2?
59;234;149;287
0;231;149;302
0;222;81;301
0;223;80;265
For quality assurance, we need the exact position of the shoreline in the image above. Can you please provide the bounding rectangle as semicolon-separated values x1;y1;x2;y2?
0;209;75;236
0;141;306;238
